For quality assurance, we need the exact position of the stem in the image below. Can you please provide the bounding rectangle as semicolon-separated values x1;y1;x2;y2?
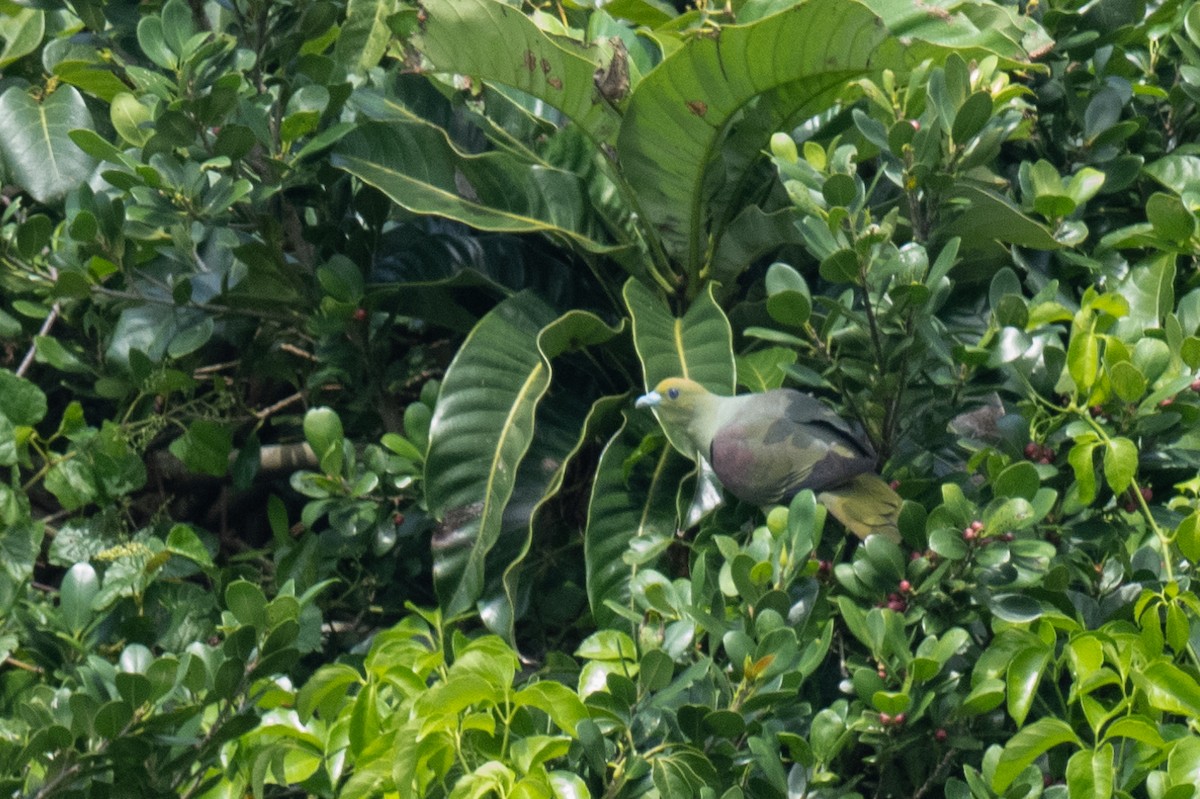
1076;408;1174;580
16;297;61;378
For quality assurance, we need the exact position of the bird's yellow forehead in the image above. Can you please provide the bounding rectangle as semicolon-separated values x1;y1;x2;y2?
652;377;700;402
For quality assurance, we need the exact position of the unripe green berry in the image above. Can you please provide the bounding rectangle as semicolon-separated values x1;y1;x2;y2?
770;132;798;164
766;506;789;537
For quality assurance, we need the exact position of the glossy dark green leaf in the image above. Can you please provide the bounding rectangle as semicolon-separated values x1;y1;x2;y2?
0;85;95;203
952;90;994;143
1006;645;1050;726
989;593;1044;623
992;718;1081;794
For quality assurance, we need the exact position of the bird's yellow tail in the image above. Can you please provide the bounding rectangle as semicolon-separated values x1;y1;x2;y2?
817;473;902;542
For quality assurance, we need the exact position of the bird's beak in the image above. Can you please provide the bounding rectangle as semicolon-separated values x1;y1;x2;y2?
635;391;661;409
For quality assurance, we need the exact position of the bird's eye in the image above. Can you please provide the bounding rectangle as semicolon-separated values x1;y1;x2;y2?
667;387;680;400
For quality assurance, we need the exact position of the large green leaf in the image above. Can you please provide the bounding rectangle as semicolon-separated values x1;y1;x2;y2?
0;85;96;203
416;0;623;144
484;383;624;638
585;410;692;628
616;0;1044;272
333;120;631;264
626;279;735;396
616;0;893;269
425;294;621;617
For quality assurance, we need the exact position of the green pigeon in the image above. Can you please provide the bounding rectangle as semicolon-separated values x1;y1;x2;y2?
635;377;901;541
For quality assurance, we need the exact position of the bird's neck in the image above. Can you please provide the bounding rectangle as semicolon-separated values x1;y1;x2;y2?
682;393;740;455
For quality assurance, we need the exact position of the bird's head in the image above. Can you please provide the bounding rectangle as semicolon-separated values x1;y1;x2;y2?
635;378;722;451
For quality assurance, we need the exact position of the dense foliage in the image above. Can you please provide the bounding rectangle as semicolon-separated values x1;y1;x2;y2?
2;0;1200;796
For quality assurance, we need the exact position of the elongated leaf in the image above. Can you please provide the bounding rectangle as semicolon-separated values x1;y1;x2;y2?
992;718;1081;794
417;0;622;143
945;185;1062;250
333;120;628;262
333;0;394;73
1006;644;1050;726
626;279;734;396
426;295;620;616
1133;660;1200;717
585;410;692;627
489;390;626;641
617;0;892;268
0;85;96;203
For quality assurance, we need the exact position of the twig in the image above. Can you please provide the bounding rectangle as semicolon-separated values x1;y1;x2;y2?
192;359;241;377
254;391;305;420
278;342;317;361
4;655;44;674
17;267;61;377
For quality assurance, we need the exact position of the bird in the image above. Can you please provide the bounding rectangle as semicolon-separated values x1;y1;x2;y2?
635;377;901;541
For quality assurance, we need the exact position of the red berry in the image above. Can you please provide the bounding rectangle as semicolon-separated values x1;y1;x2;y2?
963;527;976;541
909;120;920;131
1160;396;1175;408
1024;442;1039;459
935;728;948;742
1191;378;1200;392
889;479;901;491
1141;487;1153;502
879;712;892;725
971;520;985;531
899;579;912;593
352;307;368;321
887;599;906;612
893;713;906;725
1002;532;1014;542
910;551;921;561
393;512;405;525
